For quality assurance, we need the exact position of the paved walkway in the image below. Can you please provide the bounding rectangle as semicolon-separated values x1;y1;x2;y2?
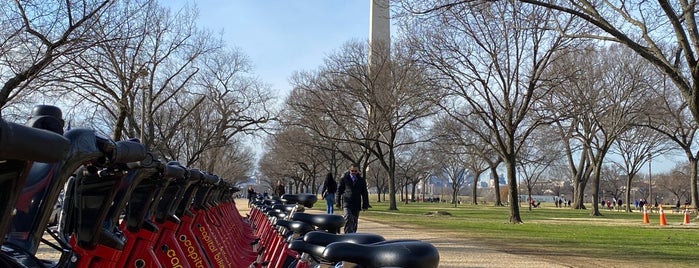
235;199;570;268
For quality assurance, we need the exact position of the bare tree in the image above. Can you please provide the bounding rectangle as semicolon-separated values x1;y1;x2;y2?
638;74;699;215
542;45;656;216
598;165;626;208
433;148;468;208
286;39;441;210
507;0;699;214
62;1;222;145
395;142;433;202
282;72;371;192
258;126;321;194
402;1;579;223
51;1;275;178
611;125;673;212
464;147;489;205
486;157;505;206
0;0;111;111
658;167;691;208
540;46;596;210
518;126;562;210
207;141;255;185
365;159;389;202
431;114;490;205
185;47;276;171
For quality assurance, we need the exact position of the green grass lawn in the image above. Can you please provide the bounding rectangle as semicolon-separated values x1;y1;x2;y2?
314;201;699;265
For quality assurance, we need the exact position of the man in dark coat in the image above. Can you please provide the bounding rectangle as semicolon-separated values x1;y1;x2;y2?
274;180;285;197
336;165;370;233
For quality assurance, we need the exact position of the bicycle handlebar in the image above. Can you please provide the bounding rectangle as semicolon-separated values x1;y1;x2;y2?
112;140;147;164
188;168;203;181
0;118;70;162
162;161;186;178
202;172;220;185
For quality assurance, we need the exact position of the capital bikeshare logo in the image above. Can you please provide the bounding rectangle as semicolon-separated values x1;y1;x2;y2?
178;234;205;268
198;225;226;267
165;247;184;268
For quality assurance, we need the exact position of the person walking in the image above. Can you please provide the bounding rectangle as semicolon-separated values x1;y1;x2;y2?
274;180;286;197
247;185;256;207
336;165;370;233
321;173;337;214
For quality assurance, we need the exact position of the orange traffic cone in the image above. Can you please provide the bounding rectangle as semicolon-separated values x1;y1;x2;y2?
682;209;691;225
642;205;649;224
659;205;667;226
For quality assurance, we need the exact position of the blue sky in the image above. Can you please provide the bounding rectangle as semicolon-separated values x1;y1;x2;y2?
164;1;372;99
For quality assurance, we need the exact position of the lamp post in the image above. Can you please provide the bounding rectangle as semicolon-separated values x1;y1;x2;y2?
648;154;652;205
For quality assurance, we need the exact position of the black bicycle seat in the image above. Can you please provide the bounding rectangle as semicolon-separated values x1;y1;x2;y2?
265;209;287;220
304;231;385;247
261;198;282;207
281;194;317;208
288;239;326;258
26;104;64;134
322;240;440;268
291;213;345;233
272;204;300;214
275;220;314;236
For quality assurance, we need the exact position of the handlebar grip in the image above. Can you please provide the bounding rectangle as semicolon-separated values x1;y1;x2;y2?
0;118;70;162
126;152;159;169
202;172;220;185
162;162;186;178
188;168;203;181
112;140;146;163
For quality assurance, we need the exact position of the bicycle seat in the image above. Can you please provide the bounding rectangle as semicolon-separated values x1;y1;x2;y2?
288;239;326;258
272;204;302;214
275;220;314;236
291;213;345;233
289;233;385;262
281;194;317;208
26;105;64;134
304;231;385;247
322;240;440;268
265;209;287;220
259;198;282;207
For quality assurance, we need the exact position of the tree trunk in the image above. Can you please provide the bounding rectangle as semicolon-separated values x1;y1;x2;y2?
491;166;503;206
625;175;633;212
404;182;409;204
387;146;398;210
421;178;426;202
452;187;458;208
573;179;587;209
411;181;418;202
113;101;129;140
689;158;699;214
589;161;603;216
505;157;522;223
471;173;479;205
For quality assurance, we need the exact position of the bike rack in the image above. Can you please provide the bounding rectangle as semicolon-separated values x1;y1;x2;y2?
0;105;441;268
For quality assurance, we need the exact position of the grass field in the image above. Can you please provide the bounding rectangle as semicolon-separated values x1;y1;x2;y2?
315;200;699;265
